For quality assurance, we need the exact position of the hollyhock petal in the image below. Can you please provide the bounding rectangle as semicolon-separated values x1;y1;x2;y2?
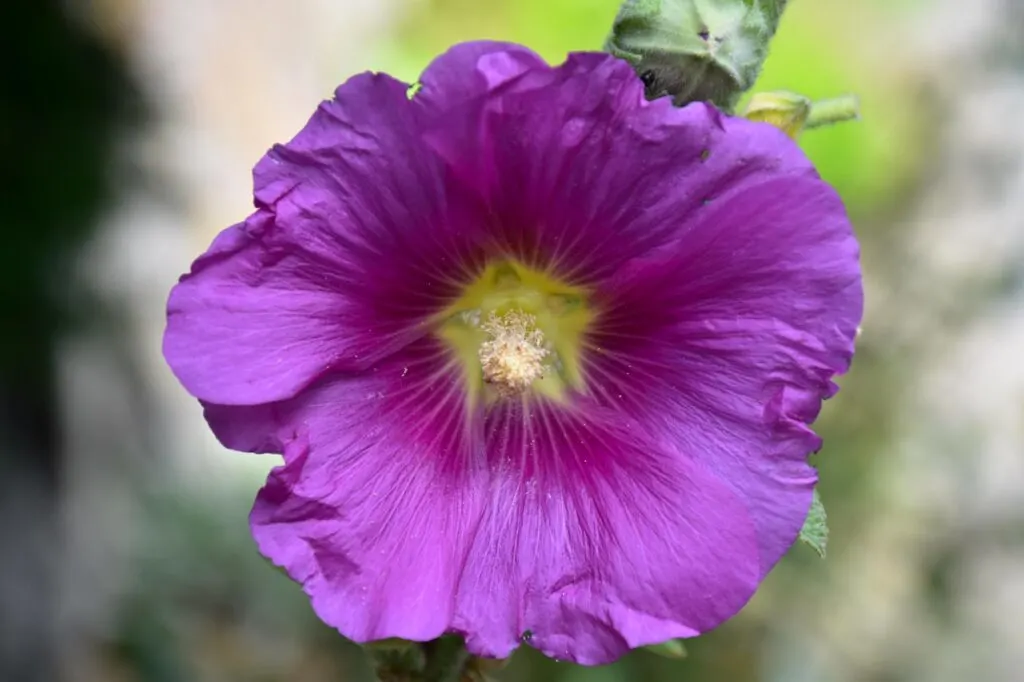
164;210;409;406
453;400;760;664
208;338;493;642
416;41;548;112
421;51;815;285
206;370;760;663
166;72;490;405
588;175;862;575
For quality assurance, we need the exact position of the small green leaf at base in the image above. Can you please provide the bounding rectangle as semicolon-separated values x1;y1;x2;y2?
643;639;688;659
799;488;829;558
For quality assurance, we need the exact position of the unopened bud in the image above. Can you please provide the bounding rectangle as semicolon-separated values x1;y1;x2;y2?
643;638;689;659
604;0;790;111
743;91;860;138
743;90;811;138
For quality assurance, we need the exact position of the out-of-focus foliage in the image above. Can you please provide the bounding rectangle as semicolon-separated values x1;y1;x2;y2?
1;1;141;680
749;2;926;215
1;0;141;459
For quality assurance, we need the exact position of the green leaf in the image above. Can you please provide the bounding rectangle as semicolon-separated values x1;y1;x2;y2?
799;488;829;558
643;639;688;659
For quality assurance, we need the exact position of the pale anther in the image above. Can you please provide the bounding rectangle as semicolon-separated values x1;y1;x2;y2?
478;310;549;397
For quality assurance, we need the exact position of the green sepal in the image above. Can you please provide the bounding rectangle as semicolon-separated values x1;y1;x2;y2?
643;638;689;659
462;655;510;682
364;638;420;653
364;639;427;681
798;488;829;558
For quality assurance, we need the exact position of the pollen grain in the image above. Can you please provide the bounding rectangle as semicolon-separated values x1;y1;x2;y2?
478;310;549;397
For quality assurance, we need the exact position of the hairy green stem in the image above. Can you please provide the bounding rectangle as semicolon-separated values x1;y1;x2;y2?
806;94;861;128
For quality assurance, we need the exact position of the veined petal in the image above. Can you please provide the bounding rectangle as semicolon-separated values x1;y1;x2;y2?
416;41;548;113
456;399;760;664
207;338;491;642
166;72;489;405
206;358;760;663
420;52;815;288
587;175;862;575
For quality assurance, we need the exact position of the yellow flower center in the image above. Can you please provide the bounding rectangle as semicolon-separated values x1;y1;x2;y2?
436;261;594;403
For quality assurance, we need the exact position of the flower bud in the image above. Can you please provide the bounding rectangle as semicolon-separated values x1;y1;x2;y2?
743;91;861;138
742;90;811;138
604;0;789;111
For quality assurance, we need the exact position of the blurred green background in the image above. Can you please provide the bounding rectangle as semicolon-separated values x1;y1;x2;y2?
7;0;1023;681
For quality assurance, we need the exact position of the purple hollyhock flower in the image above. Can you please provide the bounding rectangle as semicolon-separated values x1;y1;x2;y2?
163;41;862;664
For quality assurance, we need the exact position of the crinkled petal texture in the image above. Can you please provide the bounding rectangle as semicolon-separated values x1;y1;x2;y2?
164;41;863;665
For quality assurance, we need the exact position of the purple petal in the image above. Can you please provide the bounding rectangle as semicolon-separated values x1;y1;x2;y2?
456;399;760;663
415;41;548;113
206;354;760;663
165;72;488;405
210;338;491;642
586;174;862;575
421;51;815;286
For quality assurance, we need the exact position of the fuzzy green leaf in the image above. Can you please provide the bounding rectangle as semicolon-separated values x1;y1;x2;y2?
799;488;829;558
